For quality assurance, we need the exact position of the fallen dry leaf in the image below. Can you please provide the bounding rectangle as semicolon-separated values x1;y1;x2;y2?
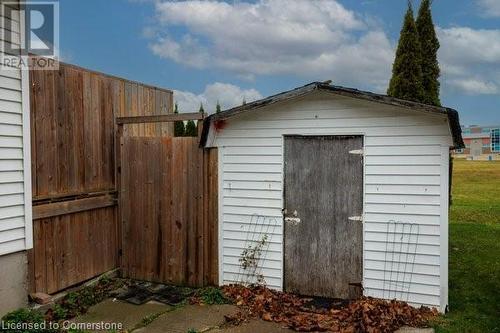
222;285;438;333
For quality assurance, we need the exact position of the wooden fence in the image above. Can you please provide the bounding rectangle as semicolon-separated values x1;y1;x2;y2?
28;61;174;294
30;62;173;200
31;206;118;294
118;117;218;287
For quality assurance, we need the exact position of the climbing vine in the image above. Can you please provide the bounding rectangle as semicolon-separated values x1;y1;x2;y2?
239;234;268;285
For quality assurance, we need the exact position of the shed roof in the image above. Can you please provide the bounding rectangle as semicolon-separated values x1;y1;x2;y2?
200;81;464;148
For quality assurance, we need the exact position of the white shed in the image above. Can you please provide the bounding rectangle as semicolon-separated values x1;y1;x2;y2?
201;82;463;313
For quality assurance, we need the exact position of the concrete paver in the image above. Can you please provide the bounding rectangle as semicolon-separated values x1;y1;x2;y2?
136;304;238;333
72;298;170;331
395;327;434;333
213;319;293;333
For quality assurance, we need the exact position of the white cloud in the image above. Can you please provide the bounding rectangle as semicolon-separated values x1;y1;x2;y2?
438;27;500;95
174;82;262;114
447;79;498;95
148;0;393;91
438;27;500;65
150;35;208;68
477;0;500;17
147;0;500;98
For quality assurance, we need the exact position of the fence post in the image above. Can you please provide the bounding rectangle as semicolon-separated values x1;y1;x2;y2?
115;123;124;273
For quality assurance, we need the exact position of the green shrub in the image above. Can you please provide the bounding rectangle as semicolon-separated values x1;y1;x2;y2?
45;277;125;322
51;304;68;321
0;308;54;333
196;287;229;305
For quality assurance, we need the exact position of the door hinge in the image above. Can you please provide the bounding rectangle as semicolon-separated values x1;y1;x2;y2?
349;149;364;155
348;215;363;222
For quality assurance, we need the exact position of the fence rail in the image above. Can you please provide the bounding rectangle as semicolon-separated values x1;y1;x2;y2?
116;112;204;125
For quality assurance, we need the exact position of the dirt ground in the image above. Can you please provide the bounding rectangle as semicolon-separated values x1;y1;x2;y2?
73;298;433;333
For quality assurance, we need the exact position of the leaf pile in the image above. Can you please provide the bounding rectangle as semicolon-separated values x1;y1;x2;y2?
222;285;438;333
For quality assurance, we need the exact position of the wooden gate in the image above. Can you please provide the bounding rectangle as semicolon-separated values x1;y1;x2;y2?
117;115;218;286
283;135;363;299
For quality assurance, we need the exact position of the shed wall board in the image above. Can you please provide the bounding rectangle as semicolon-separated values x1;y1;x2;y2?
210;91;451;311
0;1;32;256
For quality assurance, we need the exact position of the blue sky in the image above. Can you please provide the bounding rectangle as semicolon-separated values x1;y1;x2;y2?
58;0;499;125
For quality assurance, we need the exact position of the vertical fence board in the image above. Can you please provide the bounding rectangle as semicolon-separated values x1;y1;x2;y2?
206;149;219;285
55;67;68;194
33;219;46;292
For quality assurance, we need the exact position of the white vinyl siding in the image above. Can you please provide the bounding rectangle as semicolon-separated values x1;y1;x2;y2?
0;2;31;256
209;91;451;311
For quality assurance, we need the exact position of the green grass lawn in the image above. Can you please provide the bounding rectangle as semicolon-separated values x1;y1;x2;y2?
433;159;500;333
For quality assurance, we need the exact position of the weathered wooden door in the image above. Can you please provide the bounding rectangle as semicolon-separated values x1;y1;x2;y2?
284;135;363;299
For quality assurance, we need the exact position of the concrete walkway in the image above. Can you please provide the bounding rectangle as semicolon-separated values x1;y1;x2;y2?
73;298;433;333
74;299;290;332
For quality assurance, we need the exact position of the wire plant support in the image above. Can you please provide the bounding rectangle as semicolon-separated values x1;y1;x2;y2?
382;220;420;302
236;214;280;286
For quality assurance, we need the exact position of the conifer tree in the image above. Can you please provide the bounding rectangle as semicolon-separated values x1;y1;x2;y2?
185;120;197;137
216;100;222;113
416;0;441;106
186;103;205;137
387;4;425;103
173;103;185;137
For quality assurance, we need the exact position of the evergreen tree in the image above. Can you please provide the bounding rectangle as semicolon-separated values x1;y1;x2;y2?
416;0;441;106
242;98;246;106
387;4;425;103
173;103;185;137
185;120;197;137
199;103;205;114
216;100;222;113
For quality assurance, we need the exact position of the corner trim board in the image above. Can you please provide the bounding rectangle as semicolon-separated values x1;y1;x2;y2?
20;8;33;249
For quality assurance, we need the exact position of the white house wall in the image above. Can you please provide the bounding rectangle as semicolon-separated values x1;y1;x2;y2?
0;3;32;256
209;91;451;311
